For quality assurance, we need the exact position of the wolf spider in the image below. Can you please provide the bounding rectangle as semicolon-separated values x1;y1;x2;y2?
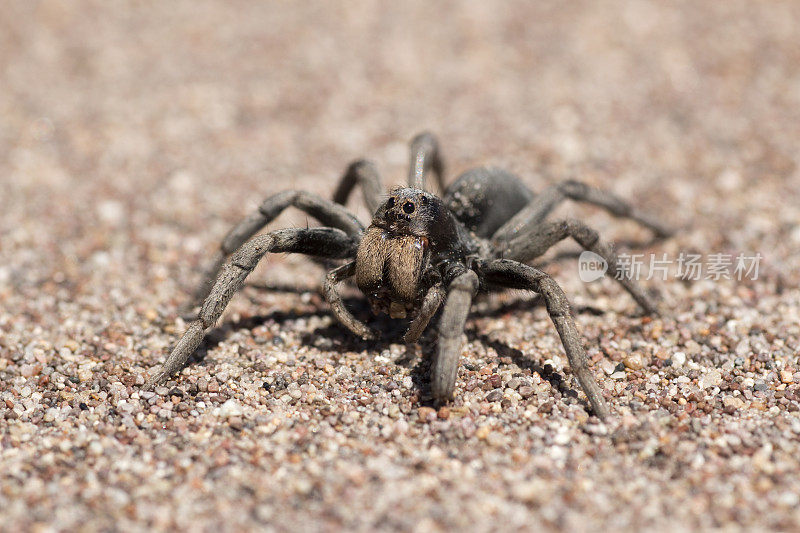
145;132;671;420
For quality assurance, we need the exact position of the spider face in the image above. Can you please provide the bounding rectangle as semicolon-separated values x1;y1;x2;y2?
354;188;445;318
370;188;448;245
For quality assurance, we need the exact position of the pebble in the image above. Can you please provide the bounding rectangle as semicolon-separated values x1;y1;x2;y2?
219;399;243;418
518;386;535;398
623;354;644;371
485;389;504;402
700;369;722;390
417;407;436;421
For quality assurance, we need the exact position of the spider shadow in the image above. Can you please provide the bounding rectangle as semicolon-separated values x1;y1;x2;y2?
182;285;595;412
186;307;331;367
301;305;437;399
187;287;418;371
466;330;589;412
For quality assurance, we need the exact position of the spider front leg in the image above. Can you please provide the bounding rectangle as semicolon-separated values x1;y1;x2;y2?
432;268;478;403
145;227;358;389
476;258;610;420
497;218;661;315
184;191;364;313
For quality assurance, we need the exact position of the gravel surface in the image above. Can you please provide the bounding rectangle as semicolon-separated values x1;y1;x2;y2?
2;1;800;531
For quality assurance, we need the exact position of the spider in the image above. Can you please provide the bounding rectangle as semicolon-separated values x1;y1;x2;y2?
145;132;671;420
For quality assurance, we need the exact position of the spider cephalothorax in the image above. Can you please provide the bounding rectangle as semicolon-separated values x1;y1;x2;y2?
355;188;474;319
145;132;672;421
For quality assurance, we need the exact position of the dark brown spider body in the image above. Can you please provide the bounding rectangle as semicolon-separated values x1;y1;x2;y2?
146;132;673;421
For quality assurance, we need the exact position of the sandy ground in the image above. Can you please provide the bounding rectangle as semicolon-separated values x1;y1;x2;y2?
2;1;800;531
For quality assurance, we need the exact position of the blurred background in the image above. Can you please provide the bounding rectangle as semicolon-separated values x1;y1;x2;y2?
2;1;800;530
3;1;800;290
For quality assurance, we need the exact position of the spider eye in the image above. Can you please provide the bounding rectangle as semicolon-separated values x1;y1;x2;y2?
386;197;395;208
420;196;428;205
402;201;415;214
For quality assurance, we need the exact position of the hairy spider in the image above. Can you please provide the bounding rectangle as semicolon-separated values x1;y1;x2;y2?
145;132;671;420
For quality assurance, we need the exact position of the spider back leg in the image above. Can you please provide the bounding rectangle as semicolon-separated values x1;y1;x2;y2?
497;218;661;315
492;179;673;243
331;159;385;214
408;131;445;192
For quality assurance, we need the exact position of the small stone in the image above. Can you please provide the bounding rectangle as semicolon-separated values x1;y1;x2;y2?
610;371;626;380
672;352;686;367
437;406;450;420
228;416;244;430
734;339;750;356
485;389;504;402
20;364;42;377
88;441;104;456
512;480;547;504
723;396;744;410
700;369;722;389
417;406;436;421
475;425;491;440
780;370;794;384
506;378;522;390
518;386;535;398
219;399;243;418
392;420;409;435
207;379;220;393
623;354;644;370
553;428;570;445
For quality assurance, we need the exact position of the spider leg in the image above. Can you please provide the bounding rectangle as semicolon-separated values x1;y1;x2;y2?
403;283;446;343
145;227;357;389
408;131;445;193
322;261;378;340
185;191;363;312
498;218;661;315
432;269;479;402
491;179;673;243
475;258;610;420
331;159;385;214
